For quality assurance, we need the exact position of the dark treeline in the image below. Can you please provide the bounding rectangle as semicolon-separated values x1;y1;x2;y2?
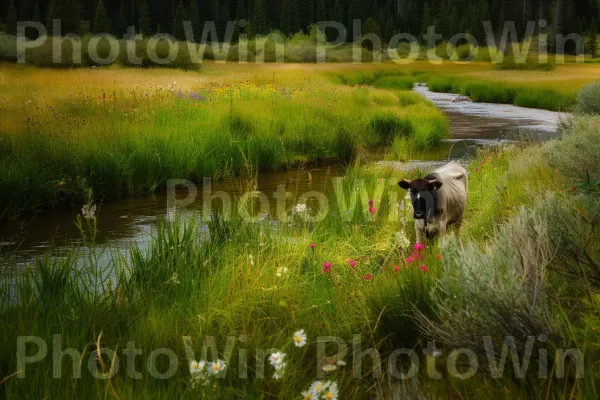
1;0;599;45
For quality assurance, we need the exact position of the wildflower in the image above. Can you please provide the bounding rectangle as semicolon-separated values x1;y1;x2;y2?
323;381;339;400
323;262;332;273
293;329;307;347
405;257;414;264
81;203;96;219
393;265;400;273
276;267;289;277
293;203;309;214
395;231;410;248
336;359;346;366
347;259;356;268
368;199;374;207
301;389;317;400
364;274;372;281
269;352;285;367
436;254;442;260
189;360;207;388
419;265;429;273
368;206;377;215
310;243;316;249
310;381;327;394
206;359;226;377
414;243;425;252
322;363;337;372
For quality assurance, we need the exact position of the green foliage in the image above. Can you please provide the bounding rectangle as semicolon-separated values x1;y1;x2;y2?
574;80;600;115
5;0;17;35
138;0;151;36
92;0;110;34
252;0;267;35
172;0;186;41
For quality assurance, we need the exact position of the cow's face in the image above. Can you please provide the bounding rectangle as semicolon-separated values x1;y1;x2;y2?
398;178;443;220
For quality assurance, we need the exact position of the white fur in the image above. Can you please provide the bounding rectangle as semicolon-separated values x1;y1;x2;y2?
415;161;468;243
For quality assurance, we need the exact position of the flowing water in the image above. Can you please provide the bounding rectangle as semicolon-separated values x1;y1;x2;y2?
0;85;567;262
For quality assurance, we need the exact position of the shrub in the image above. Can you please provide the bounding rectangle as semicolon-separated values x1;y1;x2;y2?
545;115;600;191
574;80;600;115
417;207;555;357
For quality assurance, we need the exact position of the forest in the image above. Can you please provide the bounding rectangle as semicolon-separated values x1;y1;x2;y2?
1;0;599;49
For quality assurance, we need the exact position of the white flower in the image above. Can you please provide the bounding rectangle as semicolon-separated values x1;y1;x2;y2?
322;363;337;372
189;360;205;375
301;389;317;400
321;381;339;400
276;267;289;277
310;380;328;394
395;230;410;248
293;203;308;214
268;352;286;367
82;203;96;219
293;329;307;347
206;359;226;376
336;359;346;366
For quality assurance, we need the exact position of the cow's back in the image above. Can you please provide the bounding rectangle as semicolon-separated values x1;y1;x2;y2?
431;161;468;223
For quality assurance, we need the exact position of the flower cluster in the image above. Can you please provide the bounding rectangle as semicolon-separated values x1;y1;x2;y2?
81;203;96;219
405;243;429;273
269;351;287;380
189;359;227;388
368;199;377;215
301;381;339;400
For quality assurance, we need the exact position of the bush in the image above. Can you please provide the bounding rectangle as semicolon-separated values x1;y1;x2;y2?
574;80;600;115
417;207;555;357
545;115;600;191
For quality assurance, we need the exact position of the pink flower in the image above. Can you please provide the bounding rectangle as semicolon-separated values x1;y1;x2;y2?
310;243;316;249
411;252;419;260
414;243;425;252
393;265;400;273
419;264;429;273
347;259;356;268
406;257;414;264
436;254;442;260
323;262;332;273
475;167;480;172
364;274;372;281
368;206;377;215
368;199;374;207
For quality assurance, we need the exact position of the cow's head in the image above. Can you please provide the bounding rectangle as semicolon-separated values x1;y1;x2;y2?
398;178;443;220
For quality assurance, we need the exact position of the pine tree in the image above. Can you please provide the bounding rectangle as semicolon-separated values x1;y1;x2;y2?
63;0;83;34
118;1;127;36
138;0;151;36
316;0;326;22
290;0;301;33
253;0;267;35
298;0;313;30
421;1;431;36
280;0;292;35
189;0;202;39
93;0;110;34
233;0;247;42
384;16;394;41
6;0;17;35
172;0;186;40
588;18;598;58
361;16;381;49
46;0;59;33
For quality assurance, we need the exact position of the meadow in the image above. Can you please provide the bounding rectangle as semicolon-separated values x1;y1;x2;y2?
1;60;600;399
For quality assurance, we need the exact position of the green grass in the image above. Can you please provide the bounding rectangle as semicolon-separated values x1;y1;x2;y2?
0;66;448;220
424;75;576;111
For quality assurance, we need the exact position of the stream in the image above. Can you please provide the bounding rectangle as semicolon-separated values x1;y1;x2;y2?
0;85;567;263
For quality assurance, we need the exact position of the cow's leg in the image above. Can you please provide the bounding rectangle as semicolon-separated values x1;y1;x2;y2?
415;220;426;244
453;216;464;236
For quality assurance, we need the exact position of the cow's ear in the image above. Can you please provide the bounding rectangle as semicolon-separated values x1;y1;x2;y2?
428;179;443;191
398;179;411;190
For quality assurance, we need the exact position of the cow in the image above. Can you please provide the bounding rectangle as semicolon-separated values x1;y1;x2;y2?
398;161;468;243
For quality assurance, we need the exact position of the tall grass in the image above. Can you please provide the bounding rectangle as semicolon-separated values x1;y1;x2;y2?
0;65;447;219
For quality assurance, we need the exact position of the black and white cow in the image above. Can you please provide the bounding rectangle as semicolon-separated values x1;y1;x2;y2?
398;161;468;243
